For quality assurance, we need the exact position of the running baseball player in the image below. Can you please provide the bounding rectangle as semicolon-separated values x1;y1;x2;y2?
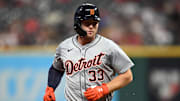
43;3;134;101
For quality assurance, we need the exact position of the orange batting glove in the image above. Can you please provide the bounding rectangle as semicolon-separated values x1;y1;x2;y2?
43;86;56;101
84;83;109;101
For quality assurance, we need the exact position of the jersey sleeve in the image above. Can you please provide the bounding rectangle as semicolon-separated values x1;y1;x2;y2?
110;43;134;74
52;45;65;71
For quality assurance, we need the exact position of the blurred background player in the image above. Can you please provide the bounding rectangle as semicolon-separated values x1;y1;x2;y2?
43;2;134;101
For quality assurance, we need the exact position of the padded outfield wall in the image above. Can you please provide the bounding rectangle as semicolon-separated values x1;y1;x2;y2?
0;46;180;101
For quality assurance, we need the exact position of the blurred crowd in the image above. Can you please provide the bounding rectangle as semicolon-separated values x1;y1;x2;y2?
0;0;180;46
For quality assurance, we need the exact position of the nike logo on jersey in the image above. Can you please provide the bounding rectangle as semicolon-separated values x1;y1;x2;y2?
67;48;73;52
65;52;105;75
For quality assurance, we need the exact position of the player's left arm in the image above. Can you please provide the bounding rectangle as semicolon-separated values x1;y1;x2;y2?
106;43;134;92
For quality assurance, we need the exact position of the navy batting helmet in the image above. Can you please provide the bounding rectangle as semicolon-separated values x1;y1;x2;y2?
74;3;101;36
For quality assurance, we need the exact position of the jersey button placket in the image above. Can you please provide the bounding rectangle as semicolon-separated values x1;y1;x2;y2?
81;48;85;57
80;48;86;100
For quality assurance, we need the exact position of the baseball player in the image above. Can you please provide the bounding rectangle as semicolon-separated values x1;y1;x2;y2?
43;3;134;101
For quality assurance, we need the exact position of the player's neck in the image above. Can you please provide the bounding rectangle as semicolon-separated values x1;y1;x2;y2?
77;36;95;45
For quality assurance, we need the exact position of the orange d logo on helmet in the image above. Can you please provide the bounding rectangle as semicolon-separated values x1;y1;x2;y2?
90;9;95;15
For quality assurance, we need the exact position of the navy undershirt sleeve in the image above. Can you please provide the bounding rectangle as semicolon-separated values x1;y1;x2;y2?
48;65;64;90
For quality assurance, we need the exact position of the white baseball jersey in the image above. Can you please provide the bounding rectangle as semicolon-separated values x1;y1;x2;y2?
53;34;134;101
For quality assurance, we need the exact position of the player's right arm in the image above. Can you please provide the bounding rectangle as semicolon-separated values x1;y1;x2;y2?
44;65;64;101
44;46;65;101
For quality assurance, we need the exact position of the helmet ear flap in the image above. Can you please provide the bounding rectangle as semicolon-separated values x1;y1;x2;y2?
74;22;87;37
